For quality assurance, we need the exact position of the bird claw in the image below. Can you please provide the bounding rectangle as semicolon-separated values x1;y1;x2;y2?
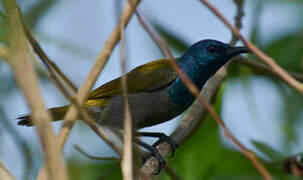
152;134;178;158
142;148;166;175
136;132;178;174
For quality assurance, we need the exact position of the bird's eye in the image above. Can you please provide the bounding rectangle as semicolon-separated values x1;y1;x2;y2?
207;45;218;53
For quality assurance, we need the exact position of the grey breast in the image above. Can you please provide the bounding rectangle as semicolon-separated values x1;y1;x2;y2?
97;89;181;129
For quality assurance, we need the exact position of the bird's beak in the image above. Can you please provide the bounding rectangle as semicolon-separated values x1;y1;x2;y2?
226;46;250;56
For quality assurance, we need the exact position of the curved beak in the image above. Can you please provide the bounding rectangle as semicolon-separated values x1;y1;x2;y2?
227;46;250;56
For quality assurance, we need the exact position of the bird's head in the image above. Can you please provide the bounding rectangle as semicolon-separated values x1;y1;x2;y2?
182;39;249;71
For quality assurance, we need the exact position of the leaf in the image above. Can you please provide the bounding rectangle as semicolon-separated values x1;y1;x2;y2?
252;140;283;161
67;159;121;180
264;33;303;73
152;23;189;53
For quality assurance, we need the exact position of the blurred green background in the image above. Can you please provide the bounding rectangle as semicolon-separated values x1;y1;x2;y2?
0;0;303;179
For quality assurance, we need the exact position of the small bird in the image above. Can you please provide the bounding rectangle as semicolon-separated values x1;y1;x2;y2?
17;39;249;172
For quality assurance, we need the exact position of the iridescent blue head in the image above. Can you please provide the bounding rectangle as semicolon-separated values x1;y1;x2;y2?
168;39;249;107
180;39;249;75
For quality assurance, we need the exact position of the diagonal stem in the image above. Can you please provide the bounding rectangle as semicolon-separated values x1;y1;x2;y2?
200;0;303;95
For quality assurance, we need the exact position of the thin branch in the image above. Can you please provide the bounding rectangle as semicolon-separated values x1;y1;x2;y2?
23;26;78;93
200;0;303;95
234;56;303;82
2;0;67;180
135;11;272;180
229;0;244;45
74;144;120;161
0;159;15;180
120;8;134;180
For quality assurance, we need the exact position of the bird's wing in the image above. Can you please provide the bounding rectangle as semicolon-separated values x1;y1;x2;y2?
87;59;177;100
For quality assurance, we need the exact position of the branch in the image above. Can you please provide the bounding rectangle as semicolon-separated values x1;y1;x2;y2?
74;144;120;161
0;159;15;180
234;57;303;82
23;26;78;93
120;2;134;179
229;0;244;45
200;0;303;95
2;0;67;180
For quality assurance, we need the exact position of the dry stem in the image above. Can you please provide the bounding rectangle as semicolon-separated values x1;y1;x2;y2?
0;159;15;180
235;57;303;82
3;0;67;179
120;4;134;179
200;0;303;95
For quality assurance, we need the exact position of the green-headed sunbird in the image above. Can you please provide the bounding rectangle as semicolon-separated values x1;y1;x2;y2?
17;39;249;172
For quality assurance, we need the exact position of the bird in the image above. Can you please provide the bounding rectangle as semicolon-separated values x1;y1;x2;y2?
17;39;249;172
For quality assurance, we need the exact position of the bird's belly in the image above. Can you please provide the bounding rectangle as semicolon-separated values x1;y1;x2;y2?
97;90;183;129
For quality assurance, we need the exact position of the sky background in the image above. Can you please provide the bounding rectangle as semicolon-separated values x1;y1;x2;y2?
1;0;303;179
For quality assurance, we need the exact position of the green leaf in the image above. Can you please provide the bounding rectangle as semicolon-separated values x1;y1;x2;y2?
67;159;122;180
153;23;189;53
252;140;283;161
264;33;303;73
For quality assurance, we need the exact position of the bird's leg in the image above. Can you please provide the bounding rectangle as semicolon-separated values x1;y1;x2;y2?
134;138;165;175
135;132;178;158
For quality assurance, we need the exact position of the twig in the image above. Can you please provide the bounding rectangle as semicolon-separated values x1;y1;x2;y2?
234;56;303;82
200;0;303;95
135;11;272;180
0;159;15;180
74;144;120;161
229;0;244;45
37;0;141;178
120;3;134;179
23;26;78;93
2;0;67;180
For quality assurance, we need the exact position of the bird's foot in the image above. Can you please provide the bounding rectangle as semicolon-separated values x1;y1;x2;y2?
135;132;178;158
141;147;166;175
152;133;178;158
135;132;178;174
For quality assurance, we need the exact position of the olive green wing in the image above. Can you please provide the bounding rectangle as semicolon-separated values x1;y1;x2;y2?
87;59;177;99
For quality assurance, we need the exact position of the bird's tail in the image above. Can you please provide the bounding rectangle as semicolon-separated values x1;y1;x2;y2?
17;105;69;126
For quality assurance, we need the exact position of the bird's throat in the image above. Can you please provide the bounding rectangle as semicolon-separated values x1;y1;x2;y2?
167;58;213;108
